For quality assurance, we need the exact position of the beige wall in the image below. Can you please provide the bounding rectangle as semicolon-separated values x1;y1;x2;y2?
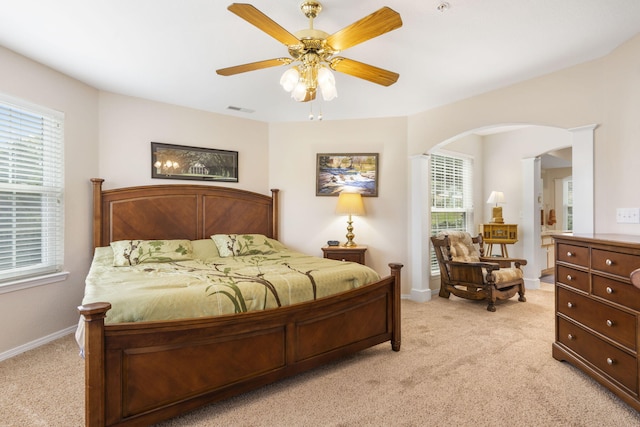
408;33;640;237
0;46;99;355
98;93;269;193
268;118;409;287
1;32;639;356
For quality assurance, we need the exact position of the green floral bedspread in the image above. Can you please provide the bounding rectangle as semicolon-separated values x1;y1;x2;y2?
81;242;381;324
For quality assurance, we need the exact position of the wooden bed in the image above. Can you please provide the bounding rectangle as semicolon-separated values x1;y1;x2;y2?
78;178;402;426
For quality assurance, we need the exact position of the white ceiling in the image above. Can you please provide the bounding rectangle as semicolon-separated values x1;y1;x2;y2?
1;0;640;123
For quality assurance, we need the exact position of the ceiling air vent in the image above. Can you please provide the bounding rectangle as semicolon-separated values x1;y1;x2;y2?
226;106;254;113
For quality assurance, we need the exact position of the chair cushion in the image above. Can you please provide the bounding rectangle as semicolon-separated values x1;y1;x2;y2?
488;267;523;285
438;230;480;262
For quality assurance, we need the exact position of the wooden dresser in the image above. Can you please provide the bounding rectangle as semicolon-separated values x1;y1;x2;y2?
553;234;640;411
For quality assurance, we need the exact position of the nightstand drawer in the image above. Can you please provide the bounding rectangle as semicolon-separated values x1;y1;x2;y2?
331;252;363;263
321;246;367;265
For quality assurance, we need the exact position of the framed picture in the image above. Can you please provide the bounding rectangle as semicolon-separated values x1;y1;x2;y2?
316;153;379;196
151;142;238;182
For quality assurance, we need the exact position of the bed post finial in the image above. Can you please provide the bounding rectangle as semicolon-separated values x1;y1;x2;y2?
91;178;104;252
271;189;279;240
389;262;403;352
78;302;111;427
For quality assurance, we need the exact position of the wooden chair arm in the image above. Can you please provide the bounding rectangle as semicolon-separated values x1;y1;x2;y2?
480;257;527;268
447;260;502;271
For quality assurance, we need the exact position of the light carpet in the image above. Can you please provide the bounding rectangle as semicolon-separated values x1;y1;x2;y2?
2;283;640;426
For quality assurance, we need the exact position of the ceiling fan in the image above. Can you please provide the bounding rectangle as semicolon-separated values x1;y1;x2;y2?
216;2;403;102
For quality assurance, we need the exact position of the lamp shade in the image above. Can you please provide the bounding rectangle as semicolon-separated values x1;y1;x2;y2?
335;192;365;216
486;191;505;205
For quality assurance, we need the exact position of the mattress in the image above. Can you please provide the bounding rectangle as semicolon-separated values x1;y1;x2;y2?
76;238;380;353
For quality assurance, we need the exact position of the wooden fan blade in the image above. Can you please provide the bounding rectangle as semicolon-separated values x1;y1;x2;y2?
216;58;292;76
330;57;399;86
326;7;402;51
228;3;300;46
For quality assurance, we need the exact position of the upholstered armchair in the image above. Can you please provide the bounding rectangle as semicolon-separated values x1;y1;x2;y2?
431;230;527;312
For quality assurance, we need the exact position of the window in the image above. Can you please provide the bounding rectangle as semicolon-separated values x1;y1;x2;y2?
430;152;474;274
0;95;64;285
563;176;573;231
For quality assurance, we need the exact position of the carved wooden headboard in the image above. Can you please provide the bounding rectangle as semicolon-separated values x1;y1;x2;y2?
91;178;279;250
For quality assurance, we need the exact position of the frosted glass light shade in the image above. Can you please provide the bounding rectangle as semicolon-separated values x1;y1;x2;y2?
280;68;299;92
291;82;308;101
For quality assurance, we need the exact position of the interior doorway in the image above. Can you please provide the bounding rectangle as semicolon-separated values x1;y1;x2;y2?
409;124;596;301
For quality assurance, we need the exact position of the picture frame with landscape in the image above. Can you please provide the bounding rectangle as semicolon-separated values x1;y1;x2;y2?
151;142;238;182
316;153;379;197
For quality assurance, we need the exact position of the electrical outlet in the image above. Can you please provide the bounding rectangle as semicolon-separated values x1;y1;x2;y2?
616;208;640;224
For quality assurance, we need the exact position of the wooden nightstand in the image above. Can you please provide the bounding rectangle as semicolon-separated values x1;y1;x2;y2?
321;245;367;265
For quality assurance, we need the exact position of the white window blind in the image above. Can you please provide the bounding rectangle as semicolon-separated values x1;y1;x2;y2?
0;95;64;284
430;152;474;274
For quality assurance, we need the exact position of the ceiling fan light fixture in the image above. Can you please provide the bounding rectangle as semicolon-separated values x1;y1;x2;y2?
280;67;300;92
291;81;308;101
317;66;335;87
217;3;402;108
320;82;337;101
317;66;337;100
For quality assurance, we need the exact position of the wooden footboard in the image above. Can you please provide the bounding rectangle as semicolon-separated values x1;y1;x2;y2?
78;263;402;427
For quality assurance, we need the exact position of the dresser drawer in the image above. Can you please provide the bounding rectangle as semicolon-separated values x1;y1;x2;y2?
557;243;589;267
592;248;640;278
593;275;640;312
557;317;637;392
557;287;636;350
556;265;589;292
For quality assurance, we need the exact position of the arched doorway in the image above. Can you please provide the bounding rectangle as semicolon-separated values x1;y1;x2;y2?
409;124;595;302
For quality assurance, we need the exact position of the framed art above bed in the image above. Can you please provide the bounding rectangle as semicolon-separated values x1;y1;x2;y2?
151;142;238;182
316;153;379;197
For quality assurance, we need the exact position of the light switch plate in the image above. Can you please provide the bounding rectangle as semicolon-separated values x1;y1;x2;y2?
616;207;640;224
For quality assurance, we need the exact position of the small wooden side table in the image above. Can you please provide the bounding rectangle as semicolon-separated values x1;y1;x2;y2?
480;223;518;257
321;245;367;265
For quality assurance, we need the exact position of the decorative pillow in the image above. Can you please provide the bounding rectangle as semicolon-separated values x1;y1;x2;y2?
191;239;221;259
110;239;193;266
211;234;279;257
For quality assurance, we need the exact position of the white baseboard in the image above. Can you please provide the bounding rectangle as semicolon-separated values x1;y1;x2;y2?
409;288;433;303
0;325;76;362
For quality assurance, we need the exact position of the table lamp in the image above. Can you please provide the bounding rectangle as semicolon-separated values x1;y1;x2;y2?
335;192;365;247
487;191;505;224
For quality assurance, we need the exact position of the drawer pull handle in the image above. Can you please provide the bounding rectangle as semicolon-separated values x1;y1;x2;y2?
567;302;574;308
567;251;574;257
606;357;615;366
606;319;614;327
606;259;613;266
567;334;574;340
606;287;614;294
566;275;573;281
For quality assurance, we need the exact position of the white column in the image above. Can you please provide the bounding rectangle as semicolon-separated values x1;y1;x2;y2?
522;157;542;290
409;154;432;302
569;124;597;234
